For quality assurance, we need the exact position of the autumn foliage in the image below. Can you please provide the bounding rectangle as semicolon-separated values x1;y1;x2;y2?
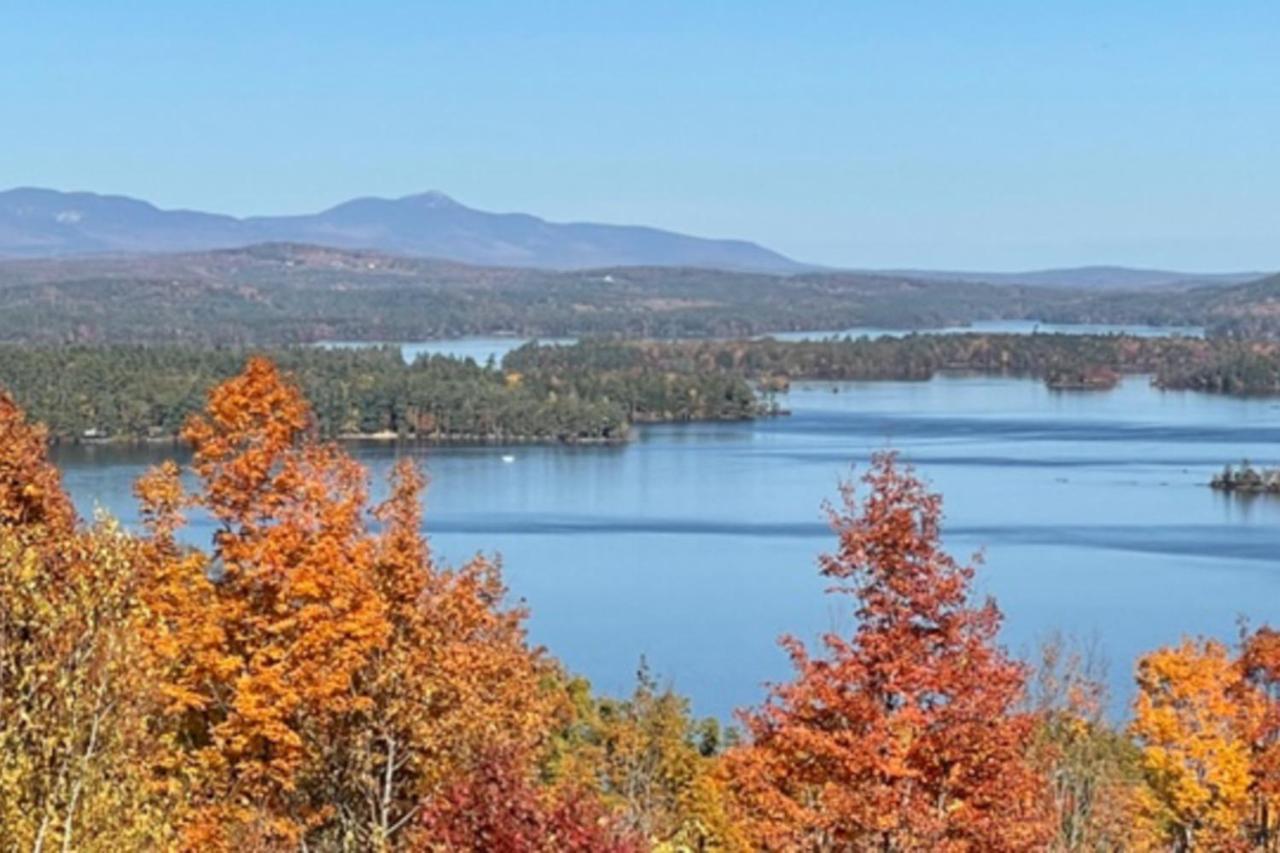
1129;638;1259;850
151;358;391;844
7;360;1280;851
725;454;1051;851
1027;633;1146;851
1241;627;1280;847
0;389;75;531
130;358;557;849
546;664;748;851
417;745;644;852
0;391;177;850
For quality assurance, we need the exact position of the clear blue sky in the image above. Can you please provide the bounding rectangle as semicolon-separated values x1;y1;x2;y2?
3;1;1276;270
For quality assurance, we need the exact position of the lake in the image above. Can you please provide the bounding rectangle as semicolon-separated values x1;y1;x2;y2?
52;373;1280;720
767;318;1205;341
315;319;1205;367
318;336;577;366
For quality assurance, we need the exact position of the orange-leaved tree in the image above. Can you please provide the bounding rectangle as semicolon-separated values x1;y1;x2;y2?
1130;637;1257;851
138;357;391;847
136;357;563;851
725;452;1051;851
330;458;555;849
0;388;75;531
1241;626;1280;848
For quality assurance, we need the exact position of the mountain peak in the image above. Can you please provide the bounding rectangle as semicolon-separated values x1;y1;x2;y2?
0;186;804;272
401;190;461;208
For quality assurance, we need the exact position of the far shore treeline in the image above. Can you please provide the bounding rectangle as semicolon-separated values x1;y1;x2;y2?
0;244;1278;346
2;332;1279;444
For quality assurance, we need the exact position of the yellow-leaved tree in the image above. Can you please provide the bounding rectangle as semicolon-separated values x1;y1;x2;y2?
0;390;176;851
546;665;748;851
1130;637;1258;850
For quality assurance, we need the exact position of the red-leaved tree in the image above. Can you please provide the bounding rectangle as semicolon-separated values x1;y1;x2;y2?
417;747;643;852
726;452;1051;851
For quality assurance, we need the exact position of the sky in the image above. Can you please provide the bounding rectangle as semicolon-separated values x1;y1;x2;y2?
3;1;1277;271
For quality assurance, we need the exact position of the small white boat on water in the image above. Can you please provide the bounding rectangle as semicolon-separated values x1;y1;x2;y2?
501;454;516;463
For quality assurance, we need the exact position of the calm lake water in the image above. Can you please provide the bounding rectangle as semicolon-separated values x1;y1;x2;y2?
316;319;1204;367
53;374;1280;720
768;318;1205;341
319;336;577;366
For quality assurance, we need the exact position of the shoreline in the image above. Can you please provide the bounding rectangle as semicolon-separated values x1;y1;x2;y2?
52;431;633;449
36;366;1271;450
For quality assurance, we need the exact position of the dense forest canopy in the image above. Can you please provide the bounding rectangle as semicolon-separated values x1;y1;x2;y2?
507;333;1280;396
1;243;1276;345
0;244;1034;344
1034;272;1280;338
0;344;760;443
3;332;1278;444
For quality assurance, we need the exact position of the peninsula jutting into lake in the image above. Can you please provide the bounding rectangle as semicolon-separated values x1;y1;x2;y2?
4;331;1279;445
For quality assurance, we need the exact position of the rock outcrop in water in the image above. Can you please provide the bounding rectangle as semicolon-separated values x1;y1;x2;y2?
1044;365;1120;391
1211;462;1280;494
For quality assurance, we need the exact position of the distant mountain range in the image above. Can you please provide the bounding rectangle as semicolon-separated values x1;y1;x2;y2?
0;187;803;273
0;188;1268;288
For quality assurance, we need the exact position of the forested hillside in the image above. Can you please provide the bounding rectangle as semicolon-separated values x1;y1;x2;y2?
508;333;1280;395
1;243;1275;344
1039;272;1280;337
0;243;1061;344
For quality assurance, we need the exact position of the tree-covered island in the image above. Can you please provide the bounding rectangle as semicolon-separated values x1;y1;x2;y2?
4;332;1280;445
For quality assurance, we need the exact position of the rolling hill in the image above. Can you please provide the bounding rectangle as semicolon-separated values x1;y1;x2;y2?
0;240;1275;344
1037;272;1280;335
0;243;1050;345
